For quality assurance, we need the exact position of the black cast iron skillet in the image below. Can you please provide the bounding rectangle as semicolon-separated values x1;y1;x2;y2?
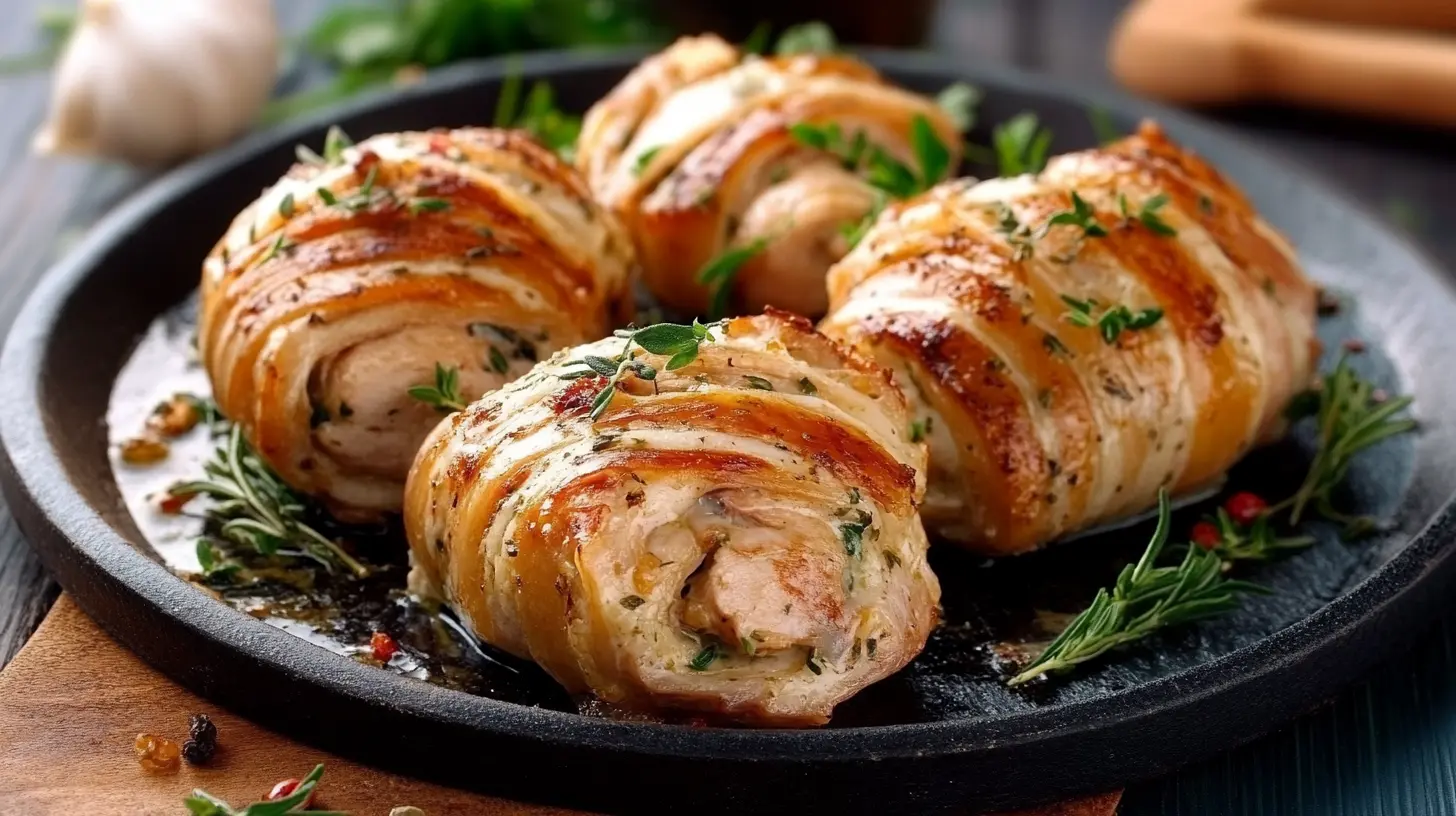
3;49;1455;814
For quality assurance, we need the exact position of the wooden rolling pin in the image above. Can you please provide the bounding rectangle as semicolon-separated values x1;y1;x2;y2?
1112;0;1456;128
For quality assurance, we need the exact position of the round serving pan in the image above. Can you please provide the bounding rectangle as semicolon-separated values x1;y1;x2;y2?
3;50;1455;814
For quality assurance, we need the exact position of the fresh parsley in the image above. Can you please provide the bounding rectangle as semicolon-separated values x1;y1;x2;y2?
840;195;886;250
494;73;582;159
789;114;953;200
632;145;663;177
408;363;468;412
1060;295;1164;345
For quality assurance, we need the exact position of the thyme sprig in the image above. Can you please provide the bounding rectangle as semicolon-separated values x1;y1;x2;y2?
170;426;368;578
1060;295;1164;345
559;320;722;420
1118;192;1178;236
408;363;468;413
185;763;343;815
1007;490;1265;686
1275;355;1417;531
1198;509;1314;563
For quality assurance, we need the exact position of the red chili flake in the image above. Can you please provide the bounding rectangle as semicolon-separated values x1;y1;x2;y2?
354;149;382;179
427;133;453;156
267;778;305;802
1190;521;1221;550
553;374;609;417
370;631;399;662
1224;492;1267;526
157;491;195;515
1342;338;1367;354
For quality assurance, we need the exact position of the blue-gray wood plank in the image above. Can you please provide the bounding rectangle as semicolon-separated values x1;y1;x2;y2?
1;2;1453;813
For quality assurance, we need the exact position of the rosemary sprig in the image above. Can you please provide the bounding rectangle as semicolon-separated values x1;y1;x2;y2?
1275;355;1417;531
1007;490;1265;686
185;763;343;816
407;363;467;413
170;426;368;578
1060;295;1164;344
559;320;720;420
697;238;770;320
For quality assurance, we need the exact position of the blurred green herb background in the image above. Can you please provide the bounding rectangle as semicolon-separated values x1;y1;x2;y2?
268;0;665;120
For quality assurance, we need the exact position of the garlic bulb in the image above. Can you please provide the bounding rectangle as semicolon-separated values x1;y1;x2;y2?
34;0;278;165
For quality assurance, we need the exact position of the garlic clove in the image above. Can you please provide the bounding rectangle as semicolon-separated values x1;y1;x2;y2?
34;0;279;166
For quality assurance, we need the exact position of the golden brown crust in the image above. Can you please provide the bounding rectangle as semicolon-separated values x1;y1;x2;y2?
199;127;635;518
822;122;1318;553
577;35;961;318
404;313;938;725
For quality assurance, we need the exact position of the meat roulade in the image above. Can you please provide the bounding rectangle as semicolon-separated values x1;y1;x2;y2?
199;127;634;519
820;122;1318;555
577;34;961;318
403;311;939;725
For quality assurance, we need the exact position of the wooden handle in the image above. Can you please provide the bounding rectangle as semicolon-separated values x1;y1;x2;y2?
1112;0;1456;128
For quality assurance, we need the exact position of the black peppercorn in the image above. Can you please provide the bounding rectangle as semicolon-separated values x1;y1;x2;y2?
188;713;217;744
181;738;216;765
182;713;218;765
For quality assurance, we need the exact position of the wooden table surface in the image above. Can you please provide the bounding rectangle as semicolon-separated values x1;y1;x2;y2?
2;2;1455;813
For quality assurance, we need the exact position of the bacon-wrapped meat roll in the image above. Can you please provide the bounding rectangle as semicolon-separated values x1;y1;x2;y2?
199;128;634;519
820;122;1319;555
577;35;960;318
403;311;939;725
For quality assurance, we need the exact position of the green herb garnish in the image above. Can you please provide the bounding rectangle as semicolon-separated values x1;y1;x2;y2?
169;427;368;578
1118;192;1177;236
840;194;886;250
632;145;663;177
1007;490;1265;686
689;641;722;671
840;510;872;559
909;417;932;443
744;375;774;391
185;763;342;815
775;21;836;55
1275;356;1417;531
408;363;468;413
559;321;721;420
1045;191;1108;238
1197;509;1314;562
937;82;982;133
697;238;770;320
1060;295;1164;345
194;539;240;580
993;112;1053;176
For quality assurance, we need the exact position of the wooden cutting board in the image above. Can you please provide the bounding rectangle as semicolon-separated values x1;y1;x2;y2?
0;596;1120;815
1111;0;1456;128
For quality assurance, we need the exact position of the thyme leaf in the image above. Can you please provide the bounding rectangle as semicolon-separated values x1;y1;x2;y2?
407;363;468;412
169;427;368;578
